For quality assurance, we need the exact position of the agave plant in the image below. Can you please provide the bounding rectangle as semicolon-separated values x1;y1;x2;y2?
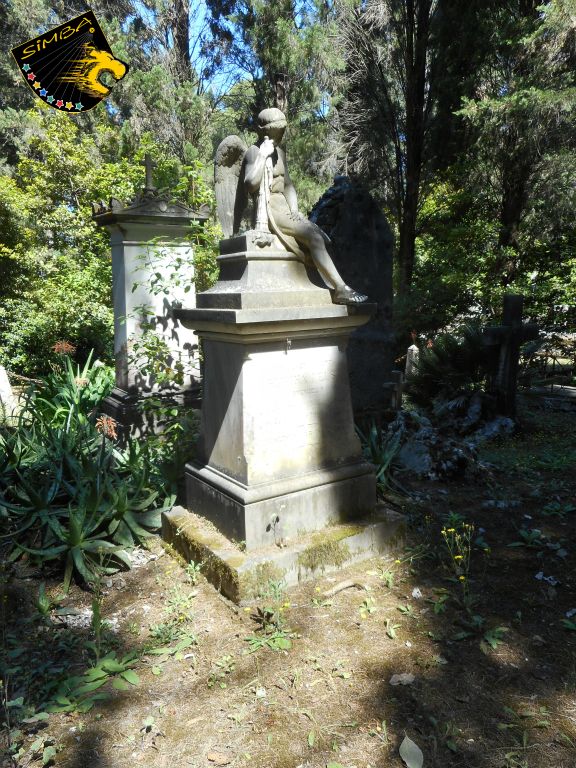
31;351;114;428
15;499;131;593
356;421;404;493
0;350;176;591
107;483;172;548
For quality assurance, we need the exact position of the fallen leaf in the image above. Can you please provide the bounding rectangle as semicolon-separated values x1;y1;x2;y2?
207;752;232;765
390;673;415;686
399;734;424;768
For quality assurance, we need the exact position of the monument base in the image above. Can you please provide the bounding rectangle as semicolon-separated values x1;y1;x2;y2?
168;231;394;597
162;505;406;603
185;459;375;550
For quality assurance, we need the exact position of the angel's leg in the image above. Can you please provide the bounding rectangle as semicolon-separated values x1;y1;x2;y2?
277;214;368;304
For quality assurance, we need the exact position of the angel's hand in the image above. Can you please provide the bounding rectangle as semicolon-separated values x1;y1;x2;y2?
259;137;275;158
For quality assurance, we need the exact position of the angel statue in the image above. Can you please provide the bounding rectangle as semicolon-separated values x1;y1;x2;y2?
214;107;368;305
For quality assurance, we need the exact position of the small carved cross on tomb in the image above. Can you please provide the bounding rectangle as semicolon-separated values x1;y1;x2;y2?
141;153;157;194
483;294;539;415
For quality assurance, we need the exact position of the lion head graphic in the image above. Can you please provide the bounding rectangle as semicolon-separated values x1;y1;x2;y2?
58;43;128;98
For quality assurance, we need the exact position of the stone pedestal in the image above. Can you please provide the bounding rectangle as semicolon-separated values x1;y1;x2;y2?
93;189;208;437
176;232;377;550
167;231;405;600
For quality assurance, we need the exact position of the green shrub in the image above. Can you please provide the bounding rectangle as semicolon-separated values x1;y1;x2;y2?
0;353;173;591
406;325;495;408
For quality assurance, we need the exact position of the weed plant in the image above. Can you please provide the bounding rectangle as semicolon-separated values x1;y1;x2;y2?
441;522;474;607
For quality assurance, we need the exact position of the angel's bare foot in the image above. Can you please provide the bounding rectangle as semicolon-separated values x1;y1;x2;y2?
333;284;368;305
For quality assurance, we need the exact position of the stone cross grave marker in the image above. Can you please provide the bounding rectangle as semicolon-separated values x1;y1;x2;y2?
483;294;539;415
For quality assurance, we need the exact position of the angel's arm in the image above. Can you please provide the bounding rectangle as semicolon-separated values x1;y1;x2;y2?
280;148;298;213
244;140;275;194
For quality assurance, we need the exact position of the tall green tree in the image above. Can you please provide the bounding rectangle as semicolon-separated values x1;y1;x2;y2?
205;0;338;117
204;0;343;209
457;0;576;293
337;0;439;296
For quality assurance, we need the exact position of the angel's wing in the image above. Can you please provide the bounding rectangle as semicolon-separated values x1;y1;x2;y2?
215;135;248;238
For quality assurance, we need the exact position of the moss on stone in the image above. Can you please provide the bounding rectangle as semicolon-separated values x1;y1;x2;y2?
297;528;359;572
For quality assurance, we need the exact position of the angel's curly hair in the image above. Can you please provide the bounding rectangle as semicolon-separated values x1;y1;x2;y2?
257;108;287;132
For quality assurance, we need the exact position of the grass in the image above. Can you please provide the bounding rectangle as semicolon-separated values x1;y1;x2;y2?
2;406;576;768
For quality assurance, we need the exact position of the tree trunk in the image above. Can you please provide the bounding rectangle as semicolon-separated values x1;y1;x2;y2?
495;148;531;285
172;0;192;84
397;0;431;296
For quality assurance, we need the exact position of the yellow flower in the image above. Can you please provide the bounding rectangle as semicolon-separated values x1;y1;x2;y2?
282;602;291;608
454;555;463;560
459;575;466;581
394;559;401;564
447;528;455;533
243;606;251;612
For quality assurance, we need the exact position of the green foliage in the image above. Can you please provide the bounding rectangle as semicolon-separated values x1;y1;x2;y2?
205;0;340;201
0;108;222;377
404;179;499;333
0;353;172;591
356;421;403;493
406;325;493;407
244;580;295;652
0;111;137;375
207;655;236;689
480;626;510;653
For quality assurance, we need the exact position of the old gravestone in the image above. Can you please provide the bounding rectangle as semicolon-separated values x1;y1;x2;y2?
162;110;405;602
92;155;209;437
310;176;395;411
0;366;19;424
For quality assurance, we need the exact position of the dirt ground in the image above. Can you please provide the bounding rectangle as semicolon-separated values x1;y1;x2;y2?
2;405;576;768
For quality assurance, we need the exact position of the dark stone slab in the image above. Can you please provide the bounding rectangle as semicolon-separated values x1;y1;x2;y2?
310;177;395;411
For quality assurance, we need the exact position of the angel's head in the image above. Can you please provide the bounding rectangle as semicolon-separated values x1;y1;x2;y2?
257;107;287;145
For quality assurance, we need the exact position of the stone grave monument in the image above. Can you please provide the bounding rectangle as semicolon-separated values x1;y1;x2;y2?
0;366;19;424
310;177;395;411
162;108;404;602
92;156;209;437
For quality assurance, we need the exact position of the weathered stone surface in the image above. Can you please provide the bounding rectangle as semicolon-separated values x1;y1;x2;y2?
215;109;369;306
174;233;378;550
198;232;332;309
93;170;206;437
310;177;395;410
0;366;18;423
482;293;539;416
104;220;200;394
162;505;406;603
